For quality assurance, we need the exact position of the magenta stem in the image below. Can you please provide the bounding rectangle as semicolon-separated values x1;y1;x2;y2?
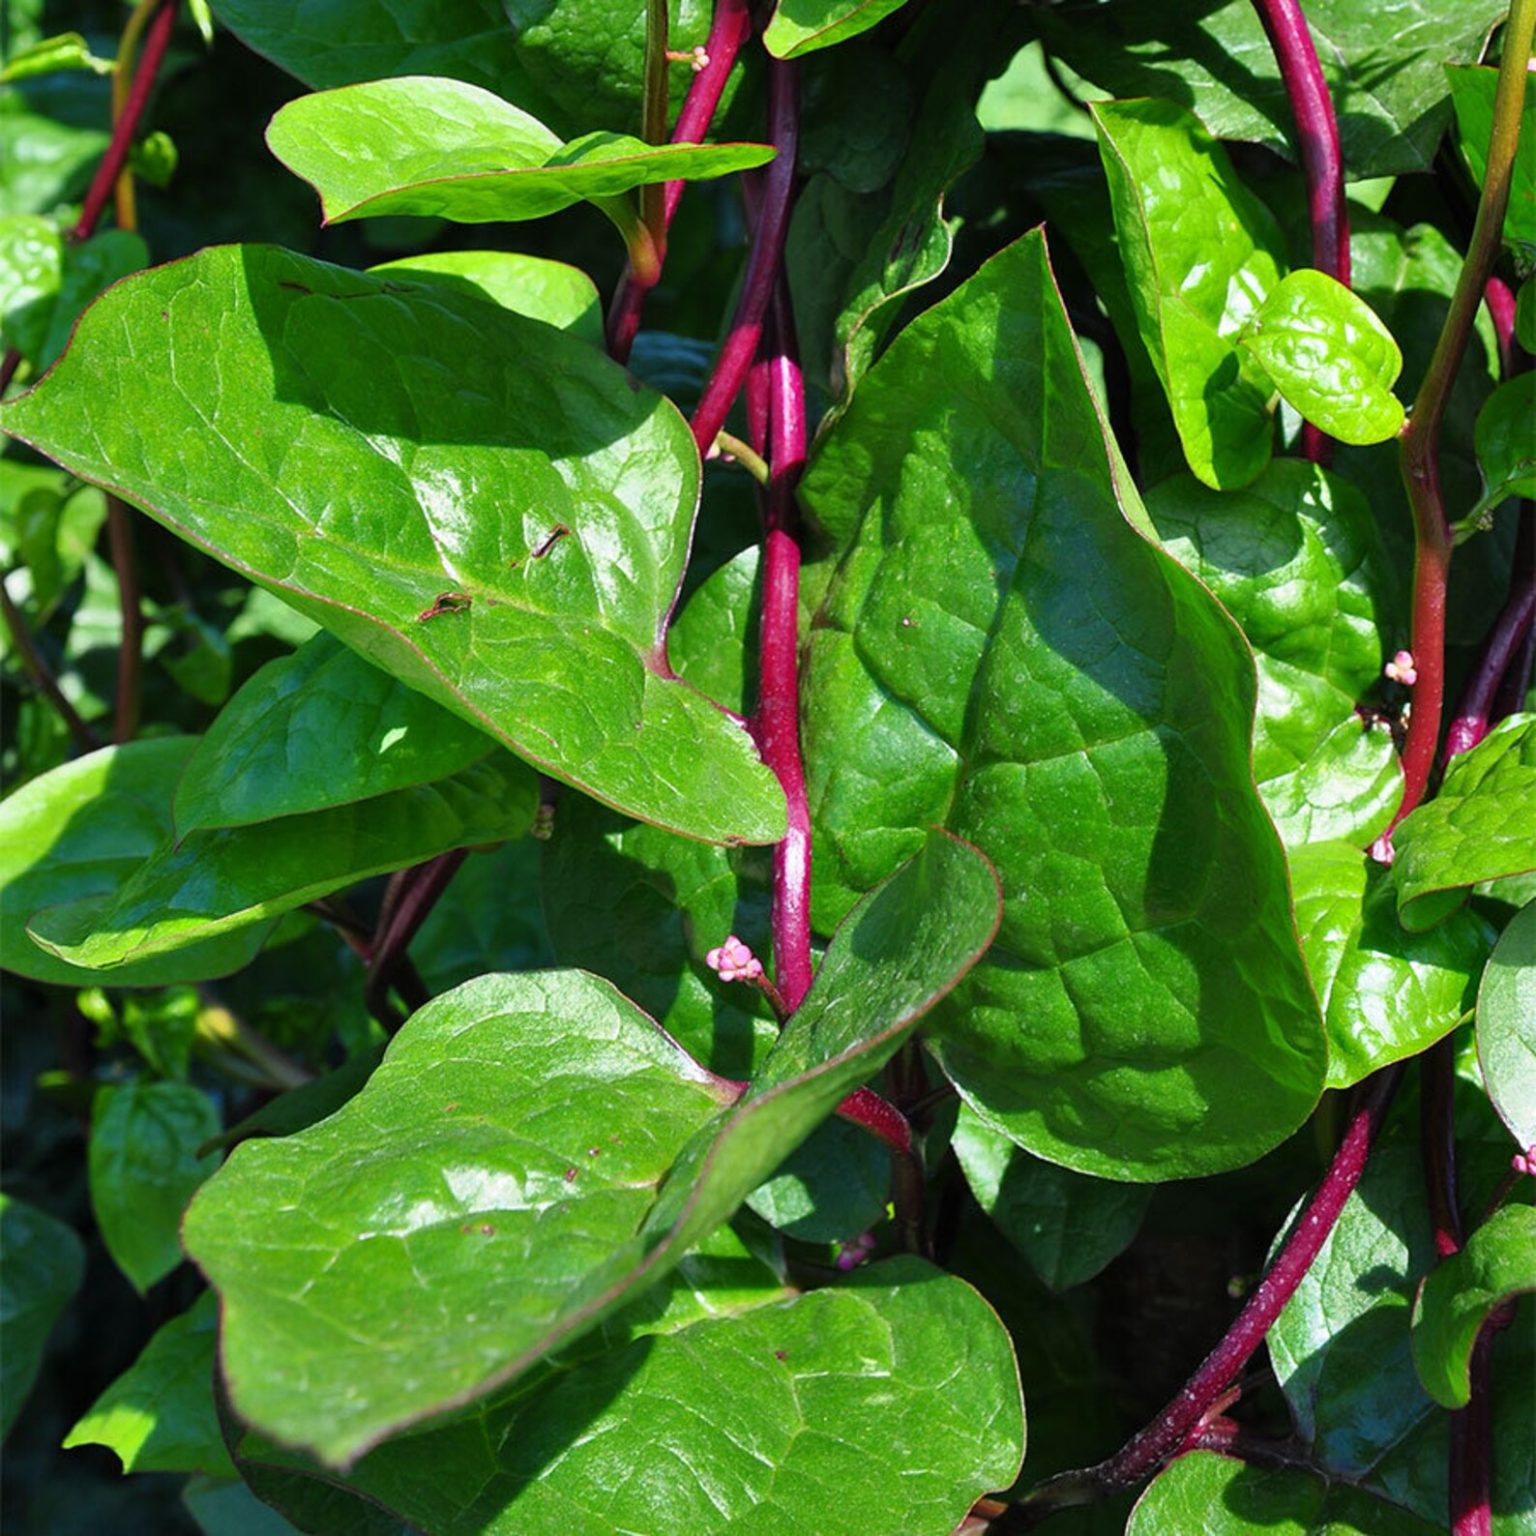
363;849;467;1027
1450;1310;1512;1536
1420;1034;1465;1259
1445;571;1536;758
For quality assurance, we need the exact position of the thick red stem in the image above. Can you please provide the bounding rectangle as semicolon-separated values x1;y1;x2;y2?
1445;572;1536;758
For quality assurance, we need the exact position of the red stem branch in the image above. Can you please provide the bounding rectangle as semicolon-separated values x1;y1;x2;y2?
1420;1033;1465;1260
363;850;468;1028
1445;570;1536;758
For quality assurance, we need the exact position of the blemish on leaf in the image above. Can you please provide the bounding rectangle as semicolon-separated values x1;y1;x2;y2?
479;1223;495;1235
417;591;473;622
774;1350;787;1362
277;280;314;295
564;1167;578;1182
530;524;571;560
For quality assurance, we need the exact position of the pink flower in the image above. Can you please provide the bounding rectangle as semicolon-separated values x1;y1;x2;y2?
706;935;763;983
1369;833;1395;866
1384;650;1417;686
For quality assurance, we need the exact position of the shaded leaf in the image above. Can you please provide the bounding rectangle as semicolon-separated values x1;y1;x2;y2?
1470;374;1536;525
1447;64;1536;257
204;1046;387;1156
0;1194;84;1440
763;0;911;60
1478;898;1536;1149
746;1114;890;1241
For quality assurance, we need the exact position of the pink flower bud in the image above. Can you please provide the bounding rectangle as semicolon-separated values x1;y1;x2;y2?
1384;650;1417;686
705;935;763;983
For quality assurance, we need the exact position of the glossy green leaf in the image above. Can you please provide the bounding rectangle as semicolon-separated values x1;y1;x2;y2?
1032;0;1509;178
1143;460;1397;848
1471;374;1536;524
1241;270;1405;446
1448;64;1536;255
0;106;106;220
1290;842;1489;1089
65;1292;235;1477
801;230;1327;1179
763;0;911;59
0;214;59;360
174;632;495;835
1394;716;1536;931
30;751;536;970
370;251;603;346
252;1260;1023;1536
666;545;760;717
745;1115;890;1241
0;1194;84;1439
1478;898;1536;1149
267;77;772;230
0;740;272;987
0;245;786;846
185;831;1000;1464
1413;1202;1536;1407
1091;98;1284;489
90;1081;222;1293
1128;1450;1441;1536
952;1105;1150;1291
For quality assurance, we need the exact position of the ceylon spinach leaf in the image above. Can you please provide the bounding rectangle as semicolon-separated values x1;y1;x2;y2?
0;1196;84;1440
764;0;912;59
1477;898;1536;1149
1447;63;1536;255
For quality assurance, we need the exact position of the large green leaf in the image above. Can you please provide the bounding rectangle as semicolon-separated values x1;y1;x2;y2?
1448;64;1536;258
185;831;1000;1465
1290;842;1489;1089
29;751;538;971
0;245;786;846
175;633;496;835
0;740;272;987
0;1194;84;1440
1143;460;1398;849
1412;1204;1536;1409
1393;716;1536;931
1478;898;1536;1149
764;0;912;59
247;1260;1023;1536
267;76;773;228
65;1292;235;1478
1090;98;1284;489
801;230;1327;1180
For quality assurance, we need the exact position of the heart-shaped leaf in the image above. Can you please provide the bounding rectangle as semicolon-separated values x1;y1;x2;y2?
1477;897;1536;1149
0;1196;85;1440
763;0;913;60
0;245;786;846
801;230;1327;1179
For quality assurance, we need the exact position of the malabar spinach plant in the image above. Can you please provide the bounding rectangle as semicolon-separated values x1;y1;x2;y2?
2;1;1534;1533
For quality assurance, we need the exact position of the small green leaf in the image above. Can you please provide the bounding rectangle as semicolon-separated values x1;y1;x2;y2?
0;31;114;83
1516;278;1536;353
267;76;772;233
127;130;178;190
1412;1205;1536;1409
65;1292;235;1477
29;751;538;970
1091;98;1284;488
1241;269;1406;445
0;1195;84;1440
1478;898;1536;1149
188;0;214;45
763;0;912;60
1447;64;1536;257
90;1081;222;1293
1394;716;1536;930
1290;842;1489;1089
175;633;495;835
1469;374;1536;524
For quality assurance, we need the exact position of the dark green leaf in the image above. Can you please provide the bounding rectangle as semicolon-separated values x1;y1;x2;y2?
64;1292;235;1477
1091;98;1284;488
0;1194;84;1440
1394;716;1536;930
38;229;147;370
801;230;1327;1179
180;1475;316;1536
0;740;273;987
763;0;911;59
746;1115;890;1241
1447;64;1536;257
204;1046;387;1156
1240;270;1405;446
174;632;495;835
90;1080;222;1293
0;245;786;846
666;545;760;717
1516;277;1536;353
1478;898;1536;1149
1470;374;1536;525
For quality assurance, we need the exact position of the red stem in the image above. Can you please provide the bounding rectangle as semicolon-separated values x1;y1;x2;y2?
363;850;468;1028
1420;1034;1464;1260
0;582;102;751
1445;571;1536;758
1450;1308;1514;1536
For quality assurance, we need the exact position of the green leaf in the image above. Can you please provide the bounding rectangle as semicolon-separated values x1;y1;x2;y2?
1128;1450;1442;1536
746;1115;891;1241
204;1045;386;1157
1394;716;1536;931
174;633;495;835
369;251;603;346
1090;98;1284;489
0;108;107;220
65;1292;235;1477
1240;270;1406;446
666;545;761;717
267;76;773;232
0;740;273;987
800;230;1327;1179
0;31;114;83
1516;277;1536;353
29;750;538;971
0;214;60;360
952;1105;1150;1291
1470;374;1536;525
0;244;786;846
1290;842;1489;1090
0;1194;84;1440
764;0;912;60
1447;64;1536;257
90;1080;222;1293
1143;460;1397;849
1412;1205;1536;1408
184;831;1000;1464
1478;898;1536;1149
182;1475;315;1536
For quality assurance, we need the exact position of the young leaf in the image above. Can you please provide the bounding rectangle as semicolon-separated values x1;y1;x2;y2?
266;76;773;229
183;832;1001;1465
174;632;496;835
1470;374;1536;524
763;0;912;60
1447;63;1536;255
801;230;1327;1179
29;751;538;971
1477;898;1536;1149
1393;715;1536;930
0;31;115;83
64;1292;235;1478
1090;98;1285;489
0;245;786;846
1411;1204;1536;1409
90;1081;222;1294
1240;270;1406;445
0;1195;84;1440
0;740;272;988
